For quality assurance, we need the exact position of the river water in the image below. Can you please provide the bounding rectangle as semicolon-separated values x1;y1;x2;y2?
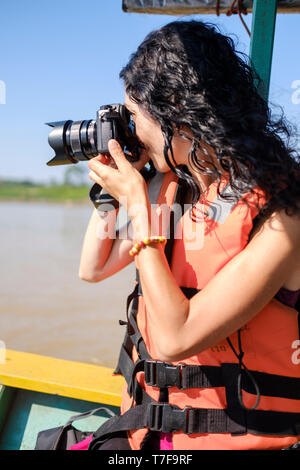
0;201;136;368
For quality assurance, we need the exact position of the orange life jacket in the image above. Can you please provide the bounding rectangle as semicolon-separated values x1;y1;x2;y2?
93;170;300;451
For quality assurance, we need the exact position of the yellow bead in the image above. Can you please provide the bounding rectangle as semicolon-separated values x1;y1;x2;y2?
144;237;151;245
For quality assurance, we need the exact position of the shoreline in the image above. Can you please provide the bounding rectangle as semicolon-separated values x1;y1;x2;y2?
0;197;91;205
0;182;92;205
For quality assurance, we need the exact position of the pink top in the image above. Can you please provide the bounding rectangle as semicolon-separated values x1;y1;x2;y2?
159;432;173;450
68;434;92;450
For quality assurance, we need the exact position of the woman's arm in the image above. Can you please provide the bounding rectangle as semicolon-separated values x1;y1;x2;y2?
133;206;300;362
78;207;134;282
79;146;150;283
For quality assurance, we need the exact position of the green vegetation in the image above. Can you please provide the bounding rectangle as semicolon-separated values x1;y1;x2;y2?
0;180;91;203
0;166;91;203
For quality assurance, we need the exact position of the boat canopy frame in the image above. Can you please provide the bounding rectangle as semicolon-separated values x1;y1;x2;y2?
122;0;293;102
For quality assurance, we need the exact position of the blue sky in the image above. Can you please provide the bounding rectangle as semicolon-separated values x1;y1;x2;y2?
0;1;299;184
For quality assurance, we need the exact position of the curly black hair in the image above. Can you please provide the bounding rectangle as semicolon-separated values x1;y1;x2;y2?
120;19;300;222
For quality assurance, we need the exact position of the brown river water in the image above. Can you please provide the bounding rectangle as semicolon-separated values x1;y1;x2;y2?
0;201;136;368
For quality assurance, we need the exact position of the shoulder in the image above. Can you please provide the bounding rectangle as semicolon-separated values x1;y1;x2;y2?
250;208;300;250
246;208;300;290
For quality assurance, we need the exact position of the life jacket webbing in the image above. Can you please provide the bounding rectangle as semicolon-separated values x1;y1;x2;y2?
116;283;300;402
118;306;300;399
143;359;300;399
88;400;300;450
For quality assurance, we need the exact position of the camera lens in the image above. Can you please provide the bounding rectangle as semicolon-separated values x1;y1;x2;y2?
80;120;98;157
47;119;98;166
67;120;98;161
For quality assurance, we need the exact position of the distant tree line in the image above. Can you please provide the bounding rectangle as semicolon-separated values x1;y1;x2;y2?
0;165;90;187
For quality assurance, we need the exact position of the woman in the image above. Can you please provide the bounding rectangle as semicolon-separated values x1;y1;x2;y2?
79;20;300;450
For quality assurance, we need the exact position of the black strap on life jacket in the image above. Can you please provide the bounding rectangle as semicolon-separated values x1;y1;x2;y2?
89;179;300;449
117;281;300;398
88;398;300;450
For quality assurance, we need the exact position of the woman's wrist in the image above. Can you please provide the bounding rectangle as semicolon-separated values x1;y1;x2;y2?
127;192;152;243
129;235;167;256
130;208;151;243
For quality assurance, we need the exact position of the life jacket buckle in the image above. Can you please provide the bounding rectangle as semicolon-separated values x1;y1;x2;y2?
144;360;184;389
148;403;192;434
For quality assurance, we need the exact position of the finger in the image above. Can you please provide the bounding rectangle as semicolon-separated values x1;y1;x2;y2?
88;169;103;186
88;158;115;179
108;139;130;171
107;157;118;169
93;154;118;169
90;154;110;165
94;154;118;169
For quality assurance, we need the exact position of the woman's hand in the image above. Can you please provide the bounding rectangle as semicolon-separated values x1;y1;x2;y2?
88;139;150;210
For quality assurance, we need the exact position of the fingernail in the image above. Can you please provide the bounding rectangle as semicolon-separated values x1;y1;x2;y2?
109;139;118;148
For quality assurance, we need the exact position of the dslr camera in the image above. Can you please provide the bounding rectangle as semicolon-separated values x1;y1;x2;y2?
46;103;142;166
46;103;155;209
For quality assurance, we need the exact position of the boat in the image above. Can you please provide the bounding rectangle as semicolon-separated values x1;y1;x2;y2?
0;349;124;450
2;0;298;452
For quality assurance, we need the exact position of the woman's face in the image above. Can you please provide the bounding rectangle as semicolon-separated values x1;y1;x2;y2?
124;92;191;173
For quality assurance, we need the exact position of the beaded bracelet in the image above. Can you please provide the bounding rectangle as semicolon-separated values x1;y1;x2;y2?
129;236;167;257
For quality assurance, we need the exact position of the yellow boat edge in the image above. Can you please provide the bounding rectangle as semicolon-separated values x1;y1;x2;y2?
0;349;124;407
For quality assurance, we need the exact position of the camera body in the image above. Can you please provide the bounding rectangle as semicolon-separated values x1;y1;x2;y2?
46;103;155;210
46;103;141;166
